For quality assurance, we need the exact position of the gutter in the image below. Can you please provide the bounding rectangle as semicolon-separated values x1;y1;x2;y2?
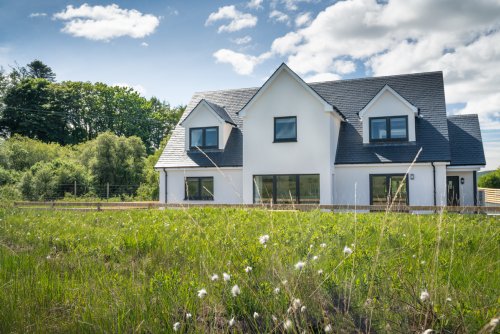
431;162;436;206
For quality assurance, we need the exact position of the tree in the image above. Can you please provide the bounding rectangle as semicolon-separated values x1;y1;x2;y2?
478;169;500;189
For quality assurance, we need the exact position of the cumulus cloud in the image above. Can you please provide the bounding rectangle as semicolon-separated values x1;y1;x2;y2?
295;12;311;27
272;0;316;11
29;13;47;18
247;0;264;10
269;10;290;24
232;36;253;45
53;4;160;41
213;49;272;75
141;42;149;47
304;72;341;82
269;0;500;128
206;5;258;33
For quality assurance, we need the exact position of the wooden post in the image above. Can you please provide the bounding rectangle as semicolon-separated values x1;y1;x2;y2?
106;183;109;200
74;181;77;197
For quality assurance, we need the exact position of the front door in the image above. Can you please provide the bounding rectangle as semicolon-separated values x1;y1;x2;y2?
370;174;408;207
447;176;460;206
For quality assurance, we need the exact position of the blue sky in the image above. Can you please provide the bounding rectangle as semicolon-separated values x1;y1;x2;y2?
0;0;499;169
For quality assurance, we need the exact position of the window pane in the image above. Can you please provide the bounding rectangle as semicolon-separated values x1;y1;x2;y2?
276;175;297;204
371;175;387;206
275;117;296;141
253;176;273;204
370;119;387;140
390;117;407;139
186;178;199;200
200;178;214;200
390;176;407;205
205;128;218;147
299;175;320;204
190;129;203;147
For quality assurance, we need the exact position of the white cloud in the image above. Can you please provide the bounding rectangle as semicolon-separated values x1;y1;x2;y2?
206;5;258;33
247;0;264;10
141;42;149;47
232;36;253;45
213;49;272;75
269;0;500;129
29;13;47;18
275;0;316;11
113;83;146;95
269;10;290;24
304;72;341;82
295;12;311;27
53;4;160;41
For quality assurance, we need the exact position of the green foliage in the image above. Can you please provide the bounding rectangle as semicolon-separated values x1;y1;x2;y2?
0;209;497;332
478;168;500;188
136;136;170;200
19;158;91;200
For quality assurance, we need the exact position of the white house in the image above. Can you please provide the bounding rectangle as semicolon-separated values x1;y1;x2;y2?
155;64;486;207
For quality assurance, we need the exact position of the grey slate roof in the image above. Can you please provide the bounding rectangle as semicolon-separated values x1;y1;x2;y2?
204;100;236;125
447;114;486;166
156;71;485;168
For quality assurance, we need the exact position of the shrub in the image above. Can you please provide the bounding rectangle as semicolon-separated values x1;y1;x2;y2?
478;168;500;188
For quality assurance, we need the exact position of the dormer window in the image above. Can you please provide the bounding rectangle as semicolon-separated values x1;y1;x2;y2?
369;116;408;142
190;126;218;149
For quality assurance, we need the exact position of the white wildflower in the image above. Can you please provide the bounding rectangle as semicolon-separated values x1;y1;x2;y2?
317;269;324;275
186;313;192;319
223;272;231;281
229;317;236;327
259;234;270;245
320;243;327;248
197;288;207;298
274;287;280;294
295;261;306;270
245;266;252;273
231;284;241;297
420;290;430;302
287;306;293;314
300;305;307;313
324;324;333;333
412;254;417;258
253;312;259;319
446;297;452;302
421;260;426;265
284;319;293;331
343;246;353;256
422;330;434;334
292;298;302;310
309;244;313;249
210;274;219;281
312;255;319;261
173;322;181;331
46;255;51;260
272;315;278;322
282;280;288;285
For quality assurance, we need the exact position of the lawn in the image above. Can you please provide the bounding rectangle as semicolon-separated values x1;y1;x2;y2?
0;208;498;333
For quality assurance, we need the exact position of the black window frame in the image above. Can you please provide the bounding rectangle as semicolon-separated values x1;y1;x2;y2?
184;177;214;201
253;174;320;204
369;116;408;142
189;126;219;149
273;116;297;143
369;173;409;206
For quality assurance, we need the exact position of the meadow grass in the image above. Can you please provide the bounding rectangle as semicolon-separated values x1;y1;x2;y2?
0;208;498;333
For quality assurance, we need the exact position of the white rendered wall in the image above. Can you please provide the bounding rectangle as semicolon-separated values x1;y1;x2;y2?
159;169;166;203
241;69;337;204
181;103;232;150
164;168;243;204
446;171;475;206
361;90;416;143
334;163;447;206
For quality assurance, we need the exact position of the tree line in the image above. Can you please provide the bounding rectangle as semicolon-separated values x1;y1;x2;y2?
0;60;184;152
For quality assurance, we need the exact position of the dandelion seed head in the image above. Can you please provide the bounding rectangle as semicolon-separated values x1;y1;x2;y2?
259;234;270;245
294;261;306;270
197;288;207;298
223;272;231;281
324;324;333;333
173;322;181;331
245;266;252;273
343;246;353;256
210;274;219;281
231;284;241;297
253;312;259;319
420;290;430;302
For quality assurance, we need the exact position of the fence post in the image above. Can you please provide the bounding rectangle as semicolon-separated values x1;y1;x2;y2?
74;181;77;197
106;183;109;200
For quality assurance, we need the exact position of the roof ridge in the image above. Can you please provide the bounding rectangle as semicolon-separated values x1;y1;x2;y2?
447;114;478;118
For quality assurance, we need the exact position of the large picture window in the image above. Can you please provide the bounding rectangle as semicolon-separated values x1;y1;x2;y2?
189;127;218;149
185;177;214;200
369;116;408;142
370;174;408;206
253;174;319;204
274;116;297;142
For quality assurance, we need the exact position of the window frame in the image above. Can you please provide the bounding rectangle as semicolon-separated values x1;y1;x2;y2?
253;174;320;204
369;116;408;142
184;176;214;201
189;126;219;149
369;173;409;206
273;116;297;143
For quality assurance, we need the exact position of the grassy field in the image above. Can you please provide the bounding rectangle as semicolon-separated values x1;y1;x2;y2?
0;208;498;333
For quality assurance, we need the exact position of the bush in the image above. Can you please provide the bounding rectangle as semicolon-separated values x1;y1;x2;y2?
478;168;500;188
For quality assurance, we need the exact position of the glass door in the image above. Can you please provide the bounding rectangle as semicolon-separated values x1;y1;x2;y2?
370;174;408;207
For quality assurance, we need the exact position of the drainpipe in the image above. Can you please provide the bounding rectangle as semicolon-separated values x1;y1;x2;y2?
162;168;168;204
431;162;436;206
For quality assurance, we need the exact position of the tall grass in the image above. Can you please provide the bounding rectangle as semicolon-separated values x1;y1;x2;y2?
0;208;498;333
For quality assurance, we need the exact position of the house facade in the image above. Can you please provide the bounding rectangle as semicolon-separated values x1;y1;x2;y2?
155;64;486;207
